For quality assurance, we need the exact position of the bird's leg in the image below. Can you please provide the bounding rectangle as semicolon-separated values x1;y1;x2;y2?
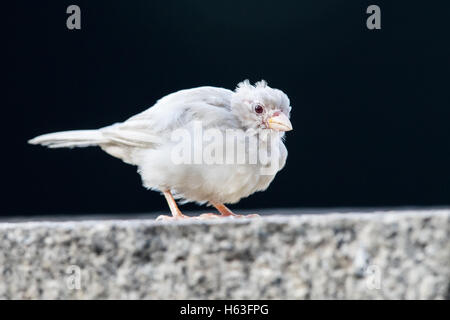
213;203;260;218
156;190;193;221
156;193;260;220
212;203;237;217
199;202;260;219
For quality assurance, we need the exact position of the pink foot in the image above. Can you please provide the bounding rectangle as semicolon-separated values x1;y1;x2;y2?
200;213;261;219
155;214;196;221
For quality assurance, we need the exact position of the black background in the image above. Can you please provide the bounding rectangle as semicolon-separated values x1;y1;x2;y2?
4;1;449;217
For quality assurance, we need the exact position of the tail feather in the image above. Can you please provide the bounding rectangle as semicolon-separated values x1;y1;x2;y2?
28;130;107;148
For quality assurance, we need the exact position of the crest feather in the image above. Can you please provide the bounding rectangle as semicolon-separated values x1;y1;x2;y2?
255;80;268;88
236;79;268;92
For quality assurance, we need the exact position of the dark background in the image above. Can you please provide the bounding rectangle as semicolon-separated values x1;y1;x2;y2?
4;0;449;217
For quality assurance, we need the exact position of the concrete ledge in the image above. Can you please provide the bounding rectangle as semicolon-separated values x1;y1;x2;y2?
0;209;449;299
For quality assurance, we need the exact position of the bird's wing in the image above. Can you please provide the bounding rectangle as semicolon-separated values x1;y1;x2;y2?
100;86;237;147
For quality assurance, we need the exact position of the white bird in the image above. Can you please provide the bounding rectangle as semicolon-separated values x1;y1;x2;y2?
29;80;293;220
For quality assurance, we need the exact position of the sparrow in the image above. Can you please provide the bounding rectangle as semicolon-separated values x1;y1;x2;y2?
29;80;293;220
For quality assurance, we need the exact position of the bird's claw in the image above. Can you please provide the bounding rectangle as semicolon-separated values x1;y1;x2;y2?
229;213;261;218
155;213;261;221
200;213;261;219
156;214;196;221
197;213;220;219
242;213;261;218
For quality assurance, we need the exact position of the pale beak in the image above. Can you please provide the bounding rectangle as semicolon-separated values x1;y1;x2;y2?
268;112;293;131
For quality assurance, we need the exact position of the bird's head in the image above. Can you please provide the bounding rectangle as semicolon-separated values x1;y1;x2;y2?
231;80;292;132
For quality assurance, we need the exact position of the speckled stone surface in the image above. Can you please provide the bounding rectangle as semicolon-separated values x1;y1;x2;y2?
0;209;449;299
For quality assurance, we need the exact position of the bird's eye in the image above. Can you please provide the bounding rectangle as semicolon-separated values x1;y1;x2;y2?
254;104;264;114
